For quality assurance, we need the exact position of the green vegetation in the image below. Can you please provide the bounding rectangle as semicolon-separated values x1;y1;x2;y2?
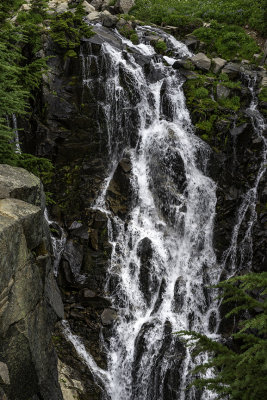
192;22;260;61
50;4;94;53
178;272;267;400
132;0;266;36
0;0;53;180
154;39;167;54
258;87;267;102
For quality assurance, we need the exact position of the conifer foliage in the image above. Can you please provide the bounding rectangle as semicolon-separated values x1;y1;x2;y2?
178;273;267;399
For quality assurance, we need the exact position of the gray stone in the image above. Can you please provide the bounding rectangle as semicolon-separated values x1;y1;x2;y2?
82;289;96;298
0;164;45;210
82;0;95;13
216;84;231;100
212;57;227;74
191;53;211;71
91;0;109;10
101;11;119;28
101;308;117;326
115;0;135;14
85;10;102;21
221;62;240;79
0;362;10;385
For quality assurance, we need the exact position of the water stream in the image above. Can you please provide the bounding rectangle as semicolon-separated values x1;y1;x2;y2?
62;26;266;400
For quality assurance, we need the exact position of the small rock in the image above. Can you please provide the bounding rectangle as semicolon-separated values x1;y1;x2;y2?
82;288;96;298
191;52;211;71
0;362;10;385
211;57;227;74
261;76;267;87
101;308;117;326
69;221;83;230
216;84;231;100
116;18;127;28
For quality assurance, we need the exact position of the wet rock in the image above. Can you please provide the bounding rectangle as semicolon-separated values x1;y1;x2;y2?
101;308;117;326
81;288;96;298
62;240;83;278
106;158;133;218
216;84;231;99
212;57;227;74
221;62;241;79
191;52;211;71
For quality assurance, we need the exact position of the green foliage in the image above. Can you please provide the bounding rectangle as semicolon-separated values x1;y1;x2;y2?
50;5;94;50
132;0;266;36
218;95;240;111
193;23;260;61
177;272;267;400
258;87;267;102
130;33;139;45
154;40;167;54
0;0;52;178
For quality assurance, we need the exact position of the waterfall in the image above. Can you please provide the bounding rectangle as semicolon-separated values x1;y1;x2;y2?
63;26;221;400
44;208;66;276
221;73;267;274
12;114;21;154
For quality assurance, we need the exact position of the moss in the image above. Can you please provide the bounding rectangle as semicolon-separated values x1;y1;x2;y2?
154;40;167;54
64;49;78;59
130;33;139;44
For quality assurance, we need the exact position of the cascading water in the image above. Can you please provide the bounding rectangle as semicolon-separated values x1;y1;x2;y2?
44;209;66;276
12;114;21;154
222;73;267;274
63;25;221;400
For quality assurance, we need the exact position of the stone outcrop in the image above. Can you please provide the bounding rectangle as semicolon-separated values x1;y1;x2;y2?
0;165;64;400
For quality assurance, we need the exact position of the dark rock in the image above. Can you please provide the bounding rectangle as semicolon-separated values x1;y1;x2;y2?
191;52;211;71
101;12;118;28
221;62;241;79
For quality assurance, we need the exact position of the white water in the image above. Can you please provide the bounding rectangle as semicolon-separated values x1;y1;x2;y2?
61;26;222;400
12;114;21;154
44;208;66;276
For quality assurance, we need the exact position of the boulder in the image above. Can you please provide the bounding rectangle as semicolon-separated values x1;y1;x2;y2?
91;0;109;10
212;57;227;74
101;11;119;28
0;164;45;210
82;0;95;13
85;10;102;21
115;0;135;14
191;52;211;71
216;84;231;100
221;62;240;79
0;166;63;400
58;359;84;400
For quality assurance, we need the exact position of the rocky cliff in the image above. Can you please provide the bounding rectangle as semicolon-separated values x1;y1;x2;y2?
0;164;64;400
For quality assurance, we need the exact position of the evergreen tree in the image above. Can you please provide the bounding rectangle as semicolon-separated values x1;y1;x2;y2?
178;273;267;399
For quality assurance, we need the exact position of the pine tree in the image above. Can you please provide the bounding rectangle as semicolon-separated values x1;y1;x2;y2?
178;273;267;399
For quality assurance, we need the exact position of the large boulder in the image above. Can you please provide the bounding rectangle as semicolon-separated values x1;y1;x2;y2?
0;166;64;400
115;0;135;14
0;164;45;210
191;52;211;71
221;62;241;79
212;57;227;74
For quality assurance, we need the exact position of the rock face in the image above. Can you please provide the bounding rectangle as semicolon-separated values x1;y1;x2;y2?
0;165;64;400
